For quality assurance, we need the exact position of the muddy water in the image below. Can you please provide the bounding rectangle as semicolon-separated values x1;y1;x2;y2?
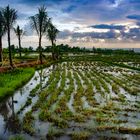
0;65;55;140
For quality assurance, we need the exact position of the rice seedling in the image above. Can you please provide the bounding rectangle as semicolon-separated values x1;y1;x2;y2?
46;126;64;139
22;111;35;135
71;131;91;140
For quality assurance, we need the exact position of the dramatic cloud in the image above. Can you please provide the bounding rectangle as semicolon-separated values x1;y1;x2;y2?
1;0;140;48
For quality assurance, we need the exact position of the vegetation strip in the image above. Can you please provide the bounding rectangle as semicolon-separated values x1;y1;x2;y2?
0;68;35;101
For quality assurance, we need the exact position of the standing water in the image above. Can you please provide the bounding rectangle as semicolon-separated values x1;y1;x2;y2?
0;65;55;140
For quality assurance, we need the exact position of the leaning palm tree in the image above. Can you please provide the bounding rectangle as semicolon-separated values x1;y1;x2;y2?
29;6;50;64
47;23;59;60
0;10;6;63
14;25;25;58
1;5;17;67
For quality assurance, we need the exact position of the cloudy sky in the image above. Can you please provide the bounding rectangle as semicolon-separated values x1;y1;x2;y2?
1;0;140;48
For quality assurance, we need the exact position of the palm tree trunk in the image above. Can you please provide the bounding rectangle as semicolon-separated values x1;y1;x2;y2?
0;36;2;62
8;26;13;67
39;36;42;64
18;34;21;58
51;40;55;60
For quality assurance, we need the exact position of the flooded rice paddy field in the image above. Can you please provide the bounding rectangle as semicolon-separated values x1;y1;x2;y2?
0;61;140;140
121;62;140;69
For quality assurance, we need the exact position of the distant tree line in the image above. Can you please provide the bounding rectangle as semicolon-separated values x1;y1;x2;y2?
3;44;137;56
92;47;137;55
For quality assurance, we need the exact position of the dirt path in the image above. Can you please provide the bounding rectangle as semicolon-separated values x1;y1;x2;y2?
0;61;40;73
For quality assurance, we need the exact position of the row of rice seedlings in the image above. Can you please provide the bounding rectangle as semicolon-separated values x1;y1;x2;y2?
99;71;130;106
68;68;96;118
19;68;62;135
47;69;75;127
108;73;139;95
67;69;93;121
76;69;99;110
93;70;110;94
39;68;69;128
45;69;66;109
99;72;125;100
122;73;140;87
101;71;139;112
83;64;124;106
82;70;107;106
83;71;99;107
22;111;35;135
85;67;125;123
33;77;58;110
93;72;120;100
70;131;91;140
74;62;140;135
89;71;105;96
41;68;61;100
55;96;73;120
31;68;62;112
93;70;122;102
29;83;41;97
111;83;120;95
73;71;84;113
46;125;65;139
9;135;25;140
55;69;87;121
78;70;90;87
117;73;138;90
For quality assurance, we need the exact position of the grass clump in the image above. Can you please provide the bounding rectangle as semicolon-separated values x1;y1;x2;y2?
46;126;64;139
23;111;35;135
29;83;41;97
119;127;140;134
9;135;24;140
71;131;91;140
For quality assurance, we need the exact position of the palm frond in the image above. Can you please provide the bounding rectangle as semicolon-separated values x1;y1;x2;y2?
14;25;25;39
1;5;17;29
0;10;6;36
47;22;59;43
29;5;49;37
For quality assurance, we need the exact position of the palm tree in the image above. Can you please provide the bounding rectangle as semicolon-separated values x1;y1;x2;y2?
47;23;59;60
29;6;50;64
0;10;6;63
14;25;25;58
1;5;17;67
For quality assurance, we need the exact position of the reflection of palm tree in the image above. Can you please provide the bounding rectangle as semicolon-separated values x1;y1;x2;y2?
0;102;10;121
19;88;23;96
4;96;21;134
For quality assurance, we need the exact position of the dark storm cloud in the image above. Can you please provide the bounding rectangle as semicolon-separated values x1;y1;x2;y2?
19;0;64;5
58;30;118;40
90;24;125;30
1;0;140;23
127;15;140;20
